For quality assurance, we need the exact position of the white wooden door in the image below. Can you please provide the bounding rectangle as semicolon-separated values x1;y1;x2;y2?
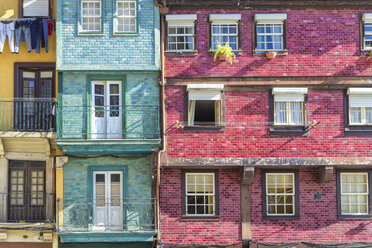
91;81;122;139
93;171;123;231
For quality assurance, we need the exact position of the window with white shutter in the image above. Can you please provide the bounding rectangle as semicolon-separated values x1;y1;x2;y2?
22;0;50;17
347;88;372;125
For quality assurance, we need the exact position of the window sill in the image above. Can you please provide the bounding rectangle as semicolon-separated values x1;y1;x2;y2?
338;214;372;220
345;126;372;136
165;50;198;56
253;50;288;56
77;32;104;36
270;125;308;136
208;50;242;56
113;32;139;36
181;215;220;221
262;215;300;221
183;125;225;132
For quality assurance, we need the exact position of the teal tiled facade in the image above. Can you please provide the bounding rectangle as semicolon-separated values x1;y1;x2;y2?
56;0;161;245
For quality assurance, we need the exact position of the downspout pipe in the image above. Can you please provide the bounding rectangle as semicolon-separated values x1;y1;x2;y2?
154;0;168;245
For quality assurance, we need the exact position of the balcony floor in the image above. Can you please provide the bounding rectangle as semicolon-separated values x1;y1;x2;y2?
58;231;156;243
56;139;161;156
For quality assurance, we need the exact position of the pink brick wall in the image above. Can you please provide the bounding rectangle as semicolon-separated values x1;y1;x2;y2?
160;169;242;245
165;9;372;77
251;168;372;243
166;88;372;158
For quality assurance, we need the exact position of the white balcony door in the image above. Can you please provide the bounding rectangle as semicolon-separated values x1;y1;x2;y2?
91;81;122;139
93;171;123;231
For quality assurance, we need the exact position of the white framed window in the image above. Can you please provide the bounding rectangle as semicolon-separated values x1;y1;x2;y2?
23;0;49;17
187;84;224;126
347;88;372;125
363;14;372;50
115;0;137;33
81;0;101;32
255;14;287;52
185;173;215;216
340;173;369;215
266;173;295;216
209;14;241;50
272;88;307;125
166;14;197;51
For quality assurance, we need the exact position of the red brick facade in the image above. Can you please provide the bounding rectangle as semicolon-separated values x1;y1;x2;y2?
160;6;372;247
165;9;372;77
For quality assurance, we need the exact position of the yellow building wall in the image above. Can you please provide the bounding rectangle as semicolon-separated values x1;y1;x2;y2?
0;0;57;99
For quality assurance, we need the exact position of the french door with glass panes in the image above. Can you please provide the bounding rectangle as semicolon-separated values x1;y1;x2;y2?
15;69;55;130
91;81;122;139
8;161;45;222
93;171;123;231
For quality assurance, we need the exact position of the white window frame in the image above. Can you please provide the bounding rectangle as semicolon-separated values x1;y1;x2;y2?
209;14;240;51
186;84;224;127
255;14;287;52
340;173;369;216
347;88;372;125
80;0;102;33
166;14;197;52
185;172;216;216
363;14;372;50
114;0;137;34
265;173;295;216
272;88;307;126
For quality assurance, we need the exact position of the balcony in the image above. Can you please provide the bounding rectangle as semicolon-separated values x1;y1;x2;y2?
56;105;161;155
0;99;56;133
57;198;156;243
0;193;55;223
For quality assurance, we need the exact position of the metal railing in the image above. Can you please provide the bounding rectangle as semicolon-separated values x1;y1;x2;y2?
57;105;160;139
0;99;56;132
0;193;55;223
57;198;156;232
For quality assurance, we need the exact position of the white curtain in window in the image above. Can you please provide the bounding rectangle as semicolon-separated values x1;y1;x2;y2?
23;0;49;17
366;108;372;123
215;100;221;125
350;108;362;124
188;100;196;126
275;102;286;124
290;102;302;124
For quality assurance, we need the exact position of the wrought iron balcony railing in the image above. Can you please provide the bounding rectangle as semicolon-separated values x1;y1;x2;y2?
0;193;55;223
0;99;56;132
57;105;160;139
57;198;156;232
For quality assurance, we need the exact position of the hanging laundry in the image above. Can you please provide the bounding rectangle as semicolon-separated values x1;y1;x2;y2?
14;19;33;53
48;21;53;36
0;21;15;53
31;18;49;53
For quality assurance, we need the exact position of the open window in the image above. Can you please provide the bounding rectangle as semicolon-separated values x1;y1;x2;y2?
185;84;224;131
345;88;372;135
20;0;52;18
270;88;308;136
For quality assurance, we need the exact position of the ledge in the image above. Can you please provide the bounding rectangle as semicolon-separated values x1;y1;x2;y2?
165;50;198;56
58;231;156;243
270;126;309;137
56;65;160;72
181;215;220;221
0;131;56;139
183;125;225;132
345;126;372;136
56;139;161;156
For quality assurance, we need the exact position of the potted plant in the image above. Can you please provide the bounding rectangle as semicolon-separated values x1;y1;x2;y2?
265;51;277;59
363;50;372;61
213;42;236;64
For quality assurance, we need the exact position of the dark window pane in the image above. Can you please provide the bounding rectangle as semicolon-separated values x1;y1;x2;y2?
187;196;195;204
187;205;195;214
196;205;205;214
95;85;104;95
196;195;204;204
194;100;215;125
96;174;105;182
111;174;120;182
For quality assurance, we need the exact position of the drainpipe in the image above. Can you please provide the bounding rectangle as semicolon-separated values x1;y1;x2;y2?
154;0;168;245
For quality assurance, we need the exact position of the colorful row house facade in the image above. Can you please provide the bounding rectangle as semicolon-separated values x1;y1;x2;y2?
159;0;372;247
55;0;161;247
0;0;58;247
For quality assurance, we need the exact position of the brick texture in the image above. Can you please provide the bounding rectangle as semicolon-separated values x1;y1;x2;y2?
160;169;242;245
166;89;372;158
251;168;372;243
165;9;372;77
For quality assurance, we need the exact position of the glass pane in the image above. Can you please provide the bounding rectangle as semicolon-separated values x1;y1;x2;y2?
110;84;119;94
111;184;120;195
111;174;120;182
95;85;104;95
96;174;105;182
187;196;195;204
40;71;53;78
187;205;195;214
23;71;35;78
96;185;105;194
